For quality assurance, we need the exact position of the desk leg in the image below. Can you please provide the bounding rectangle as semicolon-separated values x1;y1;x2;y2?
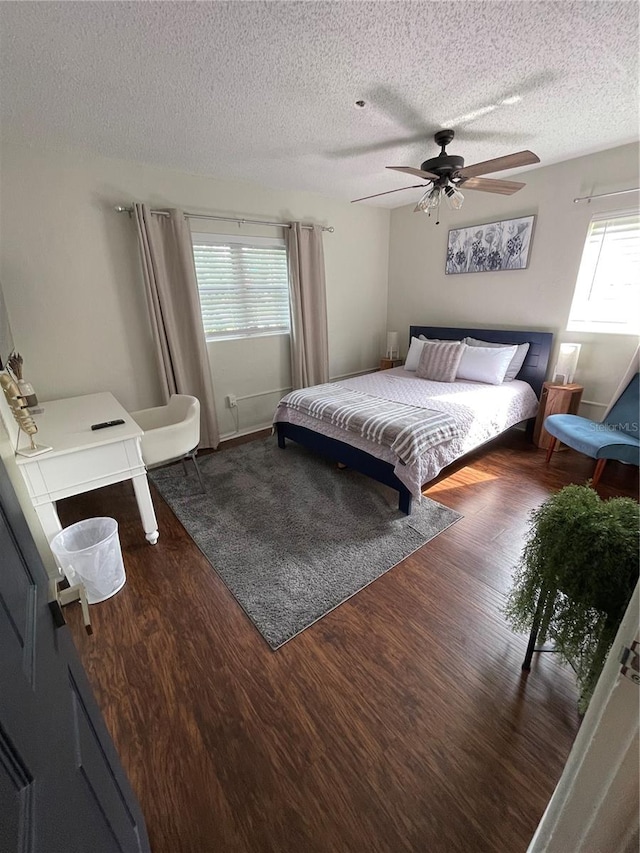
132;474;159;545
36;503;65;579
36;502;63;543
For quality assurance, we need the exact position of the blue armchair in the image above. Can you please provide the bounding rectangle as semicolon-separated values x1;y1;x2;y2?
544;373;640;486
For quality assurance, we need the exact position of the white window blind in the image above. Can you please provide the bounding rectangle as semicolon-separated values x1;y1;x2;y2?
191;233;290;340
568;211;640;334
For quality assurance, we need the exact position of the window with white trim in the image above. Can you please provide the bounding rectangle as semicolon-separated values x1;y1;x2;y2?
191;233;290;340
567;211;640;335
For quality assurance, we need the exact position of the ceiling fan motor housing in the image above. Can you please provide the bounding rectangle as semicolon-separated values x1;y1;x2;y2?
421;129;464;183
420;153;465;180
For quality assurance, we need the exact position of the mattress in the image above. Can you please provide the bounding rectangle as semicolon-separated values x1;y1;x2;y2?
274;367;539;498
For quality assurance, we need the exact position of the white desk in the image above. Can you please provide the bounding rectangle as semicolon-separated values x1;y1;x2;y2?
15;392;159;546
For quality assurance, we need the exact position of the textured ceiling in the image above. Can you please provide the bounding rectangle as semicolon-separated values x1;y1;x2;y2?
0;1;638;208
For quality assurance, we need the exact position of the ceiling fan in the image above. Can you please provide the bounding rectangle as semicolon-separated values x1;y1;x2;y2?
352;129;539;216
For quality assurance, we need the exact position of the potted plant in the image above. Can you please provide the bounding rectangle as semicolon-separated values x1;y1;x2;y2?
505;484;639;711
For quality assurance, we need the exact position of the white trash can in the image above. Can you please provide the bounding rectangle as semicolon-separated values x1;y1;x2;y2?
50;517;126;604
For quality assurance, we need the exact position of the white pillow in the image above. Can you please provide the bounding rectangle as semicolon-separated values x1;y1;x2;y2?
405;337;427;371
457;344;517;385
406;335;462;371
463;337;530;382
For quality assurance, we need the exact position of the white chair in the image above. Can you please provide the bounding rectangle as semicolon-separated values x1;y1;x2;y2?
130;394;205;491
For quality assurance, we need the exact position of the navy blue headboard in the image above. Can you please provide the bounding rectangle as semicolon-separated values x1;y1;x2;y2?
409;325;554;399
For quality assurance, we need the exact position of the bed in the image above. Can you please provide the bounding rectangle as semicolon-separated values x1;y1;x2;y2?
274;326;553;513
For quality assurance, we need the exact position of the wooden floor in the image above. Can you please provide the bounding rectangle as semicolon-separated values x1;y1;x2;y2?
63;431;638;853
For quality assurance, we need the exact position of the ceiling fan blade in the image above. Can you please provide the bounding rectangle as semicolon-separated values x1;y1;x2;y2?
386;165;439;180
351;184;428;203
458;177;526;195
457;150;540;178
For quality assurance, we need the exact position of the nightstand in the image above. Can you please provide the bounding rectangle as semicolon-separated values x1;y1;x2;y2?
533;382;584;450
380;358;403;370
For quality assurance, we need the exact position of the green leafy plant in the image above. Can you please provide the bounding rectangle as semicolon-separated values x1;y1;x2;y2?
505;484;639;711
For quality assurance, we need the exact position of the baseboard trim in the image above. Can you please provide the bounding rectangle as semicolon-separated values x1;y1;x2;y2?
219;423;274;444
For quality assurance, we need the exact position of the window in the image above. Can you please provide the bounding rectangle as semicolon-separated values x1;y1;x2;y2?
191;233;290;340
567;211;640;334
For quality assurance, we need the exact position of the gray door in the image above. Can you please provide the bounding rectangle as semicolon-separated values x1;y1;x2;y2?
0;459;150;853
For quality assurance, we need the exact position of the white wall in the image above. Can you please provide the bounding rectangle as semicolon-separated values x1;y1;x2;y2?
0;144;390;438
388;143;640;415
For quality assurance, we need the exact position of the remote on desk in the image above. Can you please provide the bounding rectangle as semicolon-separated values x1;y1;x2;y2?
91;419;125;431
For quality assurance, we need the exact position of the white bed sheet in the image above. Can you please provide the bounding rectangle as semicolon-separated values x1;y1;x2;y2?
275;367;539;498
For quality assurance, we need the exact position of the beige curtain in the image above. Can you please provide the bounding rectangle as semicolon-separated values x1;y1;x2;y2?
133;204;219;449
286;223;329;389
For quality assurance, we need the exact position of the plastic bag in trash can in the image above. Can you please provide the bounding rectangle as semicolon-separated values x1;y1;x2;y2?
50;517;126;604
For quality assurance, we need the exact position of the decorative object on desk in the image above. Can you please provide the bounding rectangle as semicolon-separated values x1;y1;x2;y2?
445;215;535;274
504;484;639;712
552;343;581;385
0;373;51;456
150;437;462;649
7;351;39;408
386;331;399;360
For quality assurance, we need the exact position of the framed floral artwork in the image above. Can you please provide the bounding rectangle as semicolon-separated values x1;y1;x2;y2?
445;215;535;274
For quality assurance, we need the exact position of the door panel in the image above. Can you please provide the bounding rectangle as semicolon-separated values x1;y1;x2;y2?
0;722;34;851
0;458;150;853
0;519;36;686
67;661;142;852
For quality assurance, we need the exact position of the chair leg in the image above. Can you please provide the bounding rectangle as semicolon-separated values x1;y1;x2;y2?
592;458;607;487
190;451;206;493
545;436;557;463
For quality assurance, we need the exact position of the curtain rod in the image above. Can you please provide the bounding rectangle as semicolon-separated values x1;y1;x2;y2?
114;206;334;232
573;188;639;204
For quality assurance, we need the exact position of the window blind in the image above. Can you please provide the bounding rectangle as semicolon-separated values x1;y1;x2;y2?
192;234;290;339
568;212;640;334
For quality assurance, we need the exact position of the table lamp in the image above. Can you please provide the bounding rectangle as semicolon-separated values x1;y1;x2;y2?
386;331;399;360
553;343;581;385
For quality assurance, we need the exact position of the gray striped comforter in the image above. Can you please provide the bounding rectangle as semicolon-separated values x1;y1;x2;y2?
277;383;460;465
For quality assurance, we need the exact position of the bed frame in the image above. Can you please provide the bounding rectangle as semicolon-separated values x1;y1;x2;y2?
276;326;554;514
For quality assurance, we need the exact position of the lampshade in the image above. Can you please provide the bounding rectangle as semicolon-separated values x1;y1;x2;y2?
414;186;442;213
444;185;465;210
553;343;582;384
386;331;399;359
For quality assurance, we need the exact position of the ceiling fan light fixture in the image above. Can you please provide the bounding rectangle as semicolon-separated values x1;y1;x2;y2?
444;185;465;210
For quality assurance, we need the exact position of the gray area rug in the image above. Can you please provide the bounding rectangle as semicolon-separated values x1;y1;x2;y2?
150;437;462;649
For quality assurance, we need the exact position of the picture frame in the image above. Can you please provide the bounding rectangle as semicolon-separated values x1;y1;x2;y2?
445;214;535;275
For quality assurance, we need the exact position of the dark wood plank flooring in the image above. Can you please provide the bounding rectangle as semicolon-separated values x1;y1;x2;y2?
62;431;638;853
